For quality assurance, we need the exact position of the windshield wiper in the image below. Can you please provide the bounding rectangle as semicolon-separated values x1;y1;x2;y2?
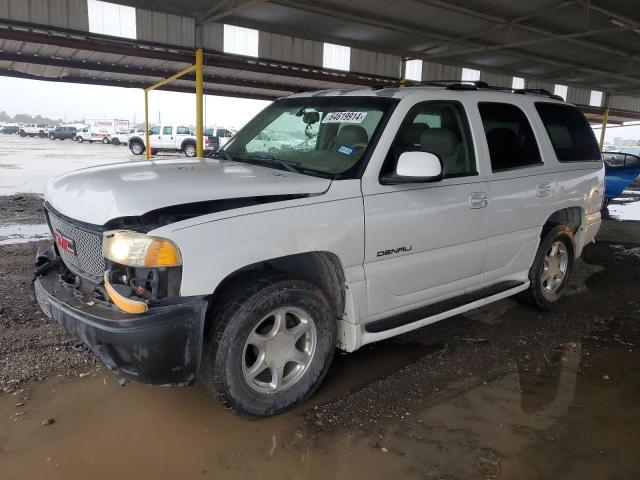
242;154;304;175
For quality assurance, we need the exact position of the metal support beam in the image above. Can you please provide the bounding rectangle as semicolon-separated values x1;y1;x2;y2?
144;90;150;161
196;48;204;158
200;0;263;24
599;93;610;149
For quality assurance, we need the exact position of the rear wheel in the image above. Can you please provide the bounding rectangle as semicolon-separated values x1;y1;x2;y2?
49;133;55;140
111;137;120;145
521;225;575;309
129;140;144;155
183;143;196;157
201;274;336;417
77;136;84;143
103;137;110;144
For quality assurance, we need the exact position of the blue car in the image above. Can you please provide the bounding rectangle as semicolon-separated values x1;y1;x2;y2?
602;151;640;204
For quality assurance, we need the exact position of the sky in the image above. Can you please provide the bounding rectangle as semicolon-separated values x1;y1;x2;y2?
0;76;270;130
1;75;640;144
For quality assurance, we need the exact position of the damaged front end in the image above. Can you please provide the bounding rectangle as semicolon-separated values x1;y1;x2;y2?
33;239;208;387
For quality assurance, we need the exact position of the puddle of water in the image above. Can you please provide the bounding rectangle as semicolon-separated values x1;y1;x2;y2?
1;343;638;479
0;224;50;245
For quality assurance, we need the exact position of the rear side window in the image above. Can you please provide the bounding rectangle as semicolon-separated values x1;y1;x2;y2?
176;126;190;134
534;103;601;162
478;102;542;171
163;126;173;135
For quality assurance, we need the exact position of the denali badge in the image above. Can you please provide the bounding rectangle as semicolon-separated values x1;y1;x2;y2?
54;230;77;256
377;246;413;257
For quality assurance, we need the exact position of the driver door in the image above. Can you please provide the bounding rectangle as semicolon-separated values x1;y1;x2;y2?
362;99;489;320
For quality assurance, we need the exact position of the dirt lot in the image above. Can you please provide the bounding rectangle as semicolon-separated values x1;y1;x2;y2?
1;187;639;478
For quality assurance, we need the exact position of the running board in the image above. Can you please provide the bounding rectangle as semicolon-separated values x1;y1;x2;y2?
364;281;524;333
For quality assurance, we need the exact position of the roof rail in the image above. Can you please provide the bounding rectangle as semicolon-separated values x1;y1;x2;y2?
373;79;565;101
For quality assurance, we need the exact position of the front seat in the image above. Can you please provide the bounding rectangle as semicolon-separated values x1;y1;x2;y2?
419;128;461;174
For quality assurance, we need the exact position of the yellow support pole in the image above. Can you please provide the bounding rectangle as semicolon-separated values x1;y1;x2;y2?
144;90;150;161
599;95;610;150
195;48;204;158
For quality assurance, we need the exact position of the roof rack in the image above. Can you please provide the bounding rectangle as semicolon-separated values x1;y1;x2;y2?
372;80;565;101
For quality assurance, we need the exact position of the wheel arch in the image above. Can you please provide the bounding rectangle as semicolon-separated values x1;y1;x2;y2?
204;251;348;337
181;138;196;151
542;206;583;238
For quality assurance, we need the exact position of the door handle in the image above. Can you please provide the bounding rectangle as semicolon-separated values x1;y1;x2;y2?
536;182;553;197
469;192;488;209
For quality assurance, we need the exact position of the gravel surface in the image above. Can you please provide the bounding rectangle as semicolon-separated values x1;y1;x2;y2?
0;193;45;226
0;242;96;393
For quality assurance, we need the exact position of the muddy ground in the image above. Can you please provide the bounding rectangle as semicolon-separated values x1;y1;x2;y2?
1;191;640;478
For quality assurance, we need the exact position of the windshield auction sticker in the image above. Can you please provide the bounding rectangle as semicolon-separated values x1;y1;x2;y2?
322;111;368;124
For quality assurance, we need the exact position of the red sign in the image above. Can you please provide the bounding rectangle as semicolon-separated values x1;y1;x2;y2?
54;230;77;256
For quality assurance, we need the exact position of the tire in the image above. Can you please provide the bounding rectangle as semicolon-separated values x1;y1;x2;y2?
183;143;196;157
39;131;45;138
49;133;55;140
19;130;26;137
77;136;84;143
201;273;336;417
520;225;575;309
103;137;110;144
111;137;120;146
129;140;144;155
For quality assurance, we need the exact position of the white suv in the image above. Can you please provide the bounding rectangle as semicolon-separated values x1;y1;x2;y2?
34;83;604;416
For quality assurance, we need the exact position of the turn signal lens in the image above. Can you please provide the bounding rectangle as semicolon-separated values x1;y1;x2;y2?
103;230;182;267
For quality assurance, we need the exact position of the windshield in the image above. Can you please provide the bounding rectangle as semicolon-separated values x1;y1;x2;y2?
222;96;398;178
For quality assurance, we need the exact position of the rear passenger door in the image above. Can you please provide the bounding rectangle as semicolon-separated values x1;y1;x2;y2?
157;126;175;148
363;99;489;319
477;101;555;285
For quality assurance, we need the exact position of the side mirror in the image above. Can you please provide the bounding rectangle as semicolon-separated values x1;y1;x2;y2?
382;151;443;184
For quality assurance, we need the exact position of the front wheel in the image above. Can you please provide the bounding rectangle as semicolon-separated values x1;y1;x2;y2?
201;274;336;417
103;137;110;144
521;225;575;309
77;136;84;143
111;137;120;145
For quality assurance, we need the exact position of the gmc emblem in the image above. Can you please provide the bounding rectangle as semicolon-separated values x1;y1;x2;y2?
54;230;77;256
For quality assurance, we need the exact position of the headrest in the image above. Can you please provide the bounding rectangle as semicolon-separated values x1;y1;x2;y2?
420;128;459;157
336;125;369;146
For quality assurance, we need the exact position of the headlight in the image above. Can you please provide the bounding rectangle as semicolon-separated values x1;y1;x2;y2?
102;230;182;267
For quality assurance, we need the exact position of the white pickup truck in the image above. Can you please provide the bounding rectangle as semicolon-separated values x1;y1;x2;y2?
34;84;604;417
19;123;49;137
128;125;209;157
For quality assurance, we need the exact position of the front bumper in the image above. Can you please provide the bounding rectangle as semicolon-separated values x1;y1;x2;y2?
34;248;208;386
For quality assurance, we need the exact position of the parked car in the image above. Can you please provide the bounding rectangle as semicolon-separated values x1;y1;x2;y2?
1;124;20;134
75;126;111;144
204;127;235;152
109;128;144;146
48;126;77;140
128;125;209;157
19;123;50;137
34;84;604;417
602;151;640;203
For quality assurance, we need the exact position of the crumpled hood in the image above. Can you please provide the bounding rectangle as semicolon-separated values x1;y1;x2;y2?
45;158;331;225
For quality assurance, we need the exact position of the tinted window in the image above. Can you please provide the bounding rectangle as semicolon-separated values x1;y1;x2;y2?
535;103;600;162
176;126;190;135
162;126;173;135
478;102;542;171
382;100;476;178
149;126;160;135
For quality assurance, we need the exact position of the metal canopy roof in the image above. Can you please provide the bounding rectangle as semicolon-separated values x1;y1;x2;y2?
0;0;639;117
113;0;640;95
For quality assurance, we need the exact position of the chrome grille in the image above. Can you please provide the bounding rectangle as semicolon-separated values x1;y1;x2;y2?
47;211;105;280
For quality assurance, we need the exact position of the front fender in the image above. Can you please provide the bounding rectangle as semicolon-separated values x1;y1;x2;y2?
149;181;364;298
